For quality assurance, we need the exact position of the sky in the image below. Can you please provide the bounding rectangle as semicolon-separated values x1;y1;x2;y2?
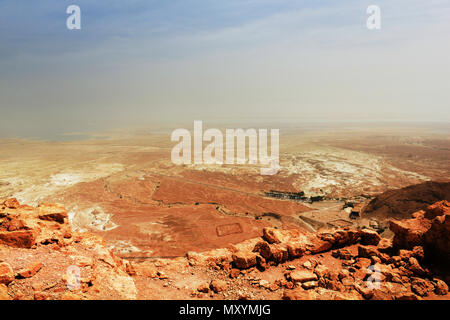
0;0;449;138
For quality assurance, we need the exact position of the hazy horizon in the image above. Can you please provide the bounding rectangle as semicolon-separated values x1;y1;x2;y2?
1;0;450;138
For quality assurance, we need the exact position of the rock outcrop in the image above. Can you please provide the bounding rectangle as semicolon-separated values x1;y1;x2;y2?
363;181;450;219
181;202;449;300
390;200;450;265
1;198;449;300
0;198;137;300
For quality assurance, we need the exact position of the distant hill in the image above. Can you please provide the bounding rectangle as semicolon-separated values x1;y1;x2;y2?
362;181;450;219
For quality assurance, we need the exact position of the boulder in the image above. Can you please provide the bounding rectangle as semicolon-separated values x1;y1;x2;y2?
423;212;450;263
370;289;393;300
412;246;425;260
286;240;306;258
331;248;353;260
269;283;279;292
357;245;380;258
0;230;35;248
341;276;355;286
390;201;450;265
229;268;240;279
290;270;318;283
16;262;43;278
253;241;288;264
60;292;84;300
433;278;449;295
411;278;434;297
354;282;374;299
282;287;311;300
3;217;27;232
330;229;360;247
353;267;368;281
186;248;233;266
123;261;136;276
210;280;227;293
255;254;267;270
307;238;332;254
258;279;270;289
3;198;20;209
262;227;286;244
359;229;381;246
398;249;413;260
376;264;394;282
0;284;10;300
376;238;393;252
34;292;51;300
130;262;157;278
197;282;209;293
319;278;345;292
354;257;372;269
314;264;329;278
253;241;271;259
395;293;420;300
38;203;68;224
390;217;431;249
232;251;257;269
424;200;450;219
0;262;14;284
407;257;426;276
268;244;289;264
301;281;318;290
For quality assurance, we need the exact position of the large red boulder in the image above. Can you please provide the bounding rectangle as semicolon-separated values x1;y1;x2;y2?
2;198;20;209
425;200;450;219
390;216;431;249
424;212;450;263
390;200;450;265
0;262;14;285
38;203;68;224
0;230;36;248
359;229;381;246
232;251;257;269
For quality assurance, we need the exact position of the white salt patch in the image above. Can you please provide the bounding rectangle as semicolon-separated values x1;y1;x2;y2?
51;173;83;186
69;206;118;232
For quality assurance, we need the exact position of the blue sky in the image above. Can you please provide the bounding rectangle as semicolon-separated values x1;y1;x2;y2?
0;0;449;138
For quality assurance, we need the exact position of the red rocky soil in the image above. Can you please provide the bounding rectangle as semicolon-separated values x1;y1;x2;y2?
0;198;137;300
44;172;313;259
1;197;449;300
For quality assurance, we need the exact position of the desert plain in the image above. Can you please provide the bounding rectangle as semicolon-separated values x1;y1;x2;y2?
0;121;449;300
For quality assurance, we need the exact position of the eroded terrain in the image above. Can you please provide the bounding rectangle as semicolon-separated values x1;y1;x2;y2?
0;123;448;260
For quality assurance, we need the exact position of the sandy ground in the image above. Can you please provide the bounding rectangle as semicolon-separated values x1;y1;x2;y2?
0;123;448;257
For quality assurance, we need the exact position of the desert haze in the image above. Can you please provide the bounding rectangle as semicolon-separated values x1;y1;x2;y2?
0;122;449;300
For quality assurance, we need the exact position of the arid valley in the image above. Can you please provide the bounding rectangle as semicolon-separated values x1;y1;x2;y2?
0;122;449;300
